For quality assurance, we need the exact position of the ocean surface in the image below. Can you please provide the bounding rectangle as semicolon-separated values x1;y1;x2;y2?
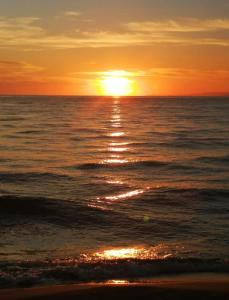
0;96;229;287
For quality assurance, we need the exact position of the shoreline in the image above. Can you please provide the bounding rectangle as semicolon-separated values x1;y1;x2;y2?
1;273;229;300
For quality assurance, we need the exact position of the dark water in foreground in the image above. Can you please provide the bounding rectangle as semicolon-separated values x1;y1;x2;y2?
0;96;229;287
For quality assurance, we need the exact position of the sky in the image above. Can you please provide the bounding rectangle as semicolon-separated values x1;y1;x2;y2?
0;0;229;95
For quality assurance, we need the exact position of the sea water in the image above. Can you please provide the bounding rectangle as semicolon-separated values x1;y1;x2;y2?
0;96;228;287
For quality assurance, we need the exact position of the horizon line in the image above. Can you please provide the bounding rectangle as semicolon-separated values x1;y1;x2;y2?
0;93;229;98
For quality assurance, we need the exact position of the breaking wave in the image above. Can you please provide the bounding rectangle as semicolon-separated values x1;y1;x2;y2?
0;257;228;288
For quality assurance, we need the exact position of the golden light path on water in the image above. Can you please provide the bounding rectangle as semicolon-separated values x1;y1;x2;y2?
96;247;145;259
87;99;154;259
86;245;174;261
88;98;151;212
101;189;145;201
102;98;128;166
105;280;130;285
110;132;125;137
81;100;179;270
108;147;129;152
110;142;129;146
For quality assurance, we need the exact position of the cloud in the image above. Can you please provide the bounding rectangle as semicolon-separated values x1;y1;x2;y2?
0;16;229;50
126;18;229;33
71;70;146;78
70;68;229;81
1;60;228;87
0;60;86;84
64;11;82;17
0;17;43;39
146;68;229;80
0;60;43;82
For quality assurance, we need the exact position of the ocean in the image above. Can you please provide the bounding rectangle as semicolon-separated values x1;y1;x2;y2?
0;96;229;288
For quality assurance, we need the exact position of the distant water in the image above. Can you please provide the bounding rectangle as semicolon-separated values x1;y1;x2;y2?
0;96;229;288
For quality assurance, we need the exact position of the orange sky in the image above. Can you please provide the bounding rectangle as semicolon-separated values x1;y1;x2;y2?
0;0;229;95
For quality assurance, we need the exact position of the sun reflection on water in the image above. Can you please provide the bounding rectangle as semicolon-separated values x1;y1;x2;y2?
111;114;121;121
101;100;129;165
110;132;125;137
110;142;129;146
102;189;145;201
106;180;125;185
90;187;150;210
89;99;145;210
111;123;122;128
108;147;129;152
92;245;173;261
95;248;144;259
105;280;130;285
102;158;128;164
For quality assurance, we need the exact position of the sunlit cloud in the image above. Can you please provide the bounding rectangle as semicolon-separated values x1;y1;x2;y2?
148;68;229;80
64;11;82;17
0;60;43;82
0;16;229;50
1;59;228;87
126;18;229;33
69;67;229;82
0;60;82;84
72;70;146;77
0;16;43;41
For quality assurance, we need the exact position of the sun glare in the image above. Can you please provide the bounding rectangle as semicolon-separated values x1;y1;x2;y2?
99;70;135;97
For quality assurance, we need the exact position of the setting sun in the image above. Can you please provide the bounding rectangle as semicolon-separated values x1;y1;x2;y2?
99;70;135;96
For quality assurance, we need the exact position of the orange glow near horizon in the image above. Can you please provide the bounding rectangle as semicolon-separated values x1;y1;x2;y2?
1;3;229;96
98;70;136;96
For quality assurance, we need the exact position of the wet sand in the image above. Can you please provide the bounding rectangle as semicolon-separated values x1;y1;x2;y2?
1;274;229;300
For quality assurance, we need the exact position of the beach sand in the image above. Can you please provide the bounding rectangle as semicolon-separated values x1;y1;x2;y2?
0;274;229;300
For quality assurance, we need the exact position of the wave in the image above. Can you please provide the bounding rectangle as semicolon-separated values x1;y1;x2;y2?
16;130;44;135
76;160;194;171
0;172;72;183
153;187;229;208
76;160;216;175
169;138;229;148
0;158;10;163
77;128;104;134
157;187;229;198
0;257;228;288
0;195;122;228
0;117;26;122
1;187;228;228
123;137;229;150
195;155;229;164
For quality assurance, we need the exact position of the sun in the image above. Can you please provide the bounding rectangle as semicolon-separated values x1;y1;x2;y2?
102;77;131;97
99;70;135;97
